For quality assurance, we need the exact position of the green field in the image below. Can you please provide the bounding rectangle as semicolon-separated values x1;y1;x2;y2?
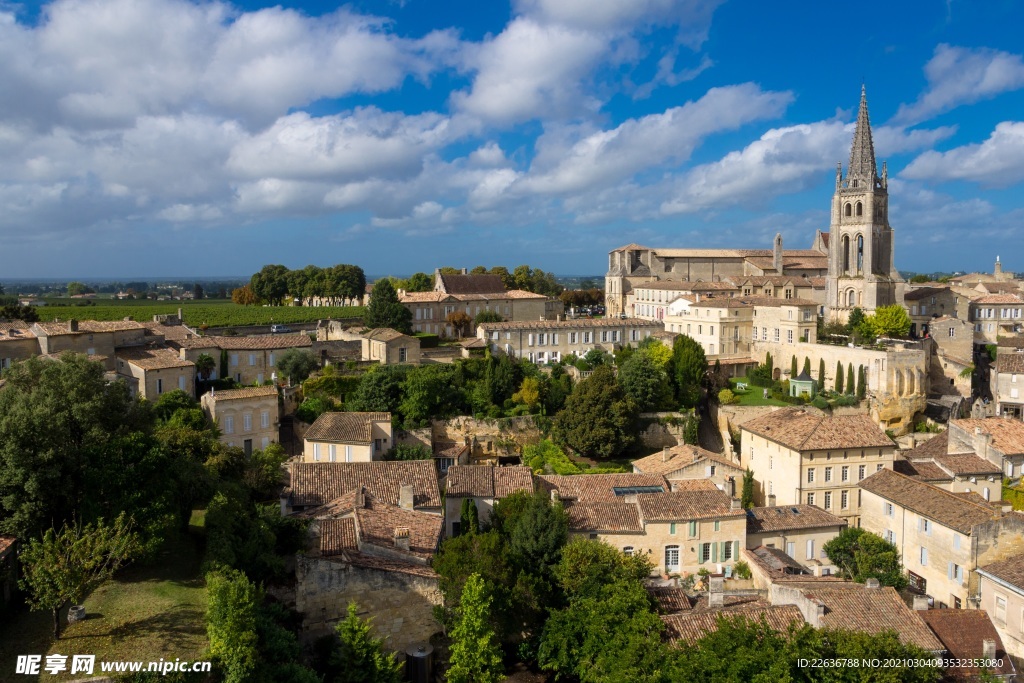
727;378;790;407
33;300;363;327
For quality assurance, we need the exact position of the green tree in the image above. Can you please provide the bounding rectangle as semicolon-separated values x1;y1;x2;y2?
207;568;261;683
154;389;199;422
866;304;913;338
402;272;433;292
835;361;844;394
195;352;217;380
741;469;755;509
846;364;855;395
802;357;811;377
399;365;464;427
637;336;672;369
847;307;866;334
790;355;797;377
364;279;412;334
512;375;542;411
672;334;708;408
432;531;516;637
474;309;503;326
250;264;290;305
331;603;403;683
460;498;480;535
20;514;140;638
583;347;612;367
232;285;258;305
347;366;408;414
822;527;907;590
552;365;638;459
857;366;866;399
818;358;826;387
448;574;505;683
0;301;39;322
619;352;672;412
764;352;774;378
446;311;473;338
909;274;930;283
66;281;91;296
277;349;319;385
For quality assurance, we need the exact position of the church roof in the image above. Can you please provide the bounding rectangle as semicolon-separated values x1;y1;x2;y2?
847;85;877;183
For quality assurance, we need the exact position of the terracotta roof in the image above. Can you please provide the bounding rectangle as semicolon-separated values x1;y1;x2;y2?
633;281;739;292
996;353;1024;374
563;501;643;532
116;346;195;370
636;489;744;522
354;494;443;560
363;328;410;342
445;465;534;499
319;518;358;556
979;282;1021;293
537;473;668;503
951;418;1024;456
207;386;278;401
858;469;1000;535
746;505;847;534
903;286;949;301
662;605;805;645
784;582;943;651
691;296;820;309
902;433;953;459
933;452;1001;476
33;320;146;336
649;587;693;613
0;321;36;338
346;552;438;578
139;321;196;342
436;273;506;295
671;479;725;492
610;243;650;252
179;334;312;350
0;535;15;559
742;408;894;451
745;545;814;579
632;445;742;477
978;554;1024;591
400;292;454;303
893;459;952;482
305;411;390;444
919;609;1016;680
974;294;1024;305
287;461;441;509
479;319;663;331
401;290;546;304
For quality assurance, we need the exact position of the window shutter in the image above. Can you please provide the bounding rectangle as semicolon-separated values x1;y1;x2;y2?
699;544;705;565
528;334;534;346
947;562;953;580
705;465;712;477
712;542;718;563
689;521;697;537
733;541;739;562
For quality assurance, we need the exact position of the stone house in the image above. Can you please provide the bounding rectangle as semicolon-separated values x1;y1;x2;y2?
400;290;552;336
948;418;1024;479
894;433;1003;500
976;555;1024;659
970;294;1024;344
992;351;1024;420
302;412;393;463
859;468;1024;609
631;445;745;495
477;318;663;364
744;504;847;574
917;608;1016;682
200;385;279;453
0;321;38;371
903;285;960;338
360;328;420;365
282;461;442;517
31;320;150;371
928;316;975;398
177;333;313;385
631;280;739;322
741;407;897;525
443;465;534;537
115;346;196;400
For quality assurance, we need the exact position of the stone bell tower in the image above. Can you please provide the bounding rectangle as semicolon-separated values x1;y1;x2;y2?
826;86;902;321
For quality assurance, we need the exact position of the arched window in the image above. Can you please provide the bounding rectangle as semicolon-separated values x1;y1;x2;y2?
856;235;864;273
852;180;859;188
856;201;863;216
623;547;635;557
844;203;852;217
847;290;855;307
842;236;850;273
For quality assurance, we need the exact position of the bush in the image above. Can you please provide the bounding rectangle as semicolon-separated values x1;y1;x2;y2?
296;397;334;424
732;561;752;580
811;396;829;410
831;394;859;407
717;388;739;405
414;333;439;348
384;444;432;461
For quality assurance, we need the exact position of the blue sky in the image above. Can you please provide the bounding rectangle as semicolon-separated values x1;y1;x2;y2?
2;0;1024;279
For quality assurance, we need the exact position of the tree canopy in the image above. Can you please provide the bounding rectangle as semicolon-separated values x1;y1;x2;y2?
553;365;638;459
277;349;319;385
671;334;708;408
364;278;413;334
822;527;907;590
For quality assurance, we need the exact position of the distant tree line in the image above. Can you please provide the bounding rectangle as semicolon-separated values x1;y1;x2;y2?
239;264;367;307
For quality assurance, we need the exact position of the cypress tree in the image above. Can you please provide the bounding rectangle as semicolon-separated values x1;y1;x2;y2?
846;365;855;395
857;366;866;399
835;361;844;394
802;357;811;377
791;355;798;377
765;353;774;378
818;358;826;387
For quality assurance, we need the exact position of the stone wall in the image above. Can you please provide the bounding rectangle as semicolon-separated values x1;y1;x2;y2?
295;556;442;653
431;416;543;461
636;412;692;449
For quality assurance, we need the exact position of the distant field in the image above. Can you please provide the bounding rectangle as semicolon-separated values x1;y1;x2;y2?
34;301;364;327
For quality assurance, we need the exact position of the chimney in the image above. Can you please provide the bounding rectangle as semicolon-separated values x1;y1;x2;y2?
708;577;725;607
355;487;365;509
767;494;776;507
983;639;997;661
177;307;183;321
692;449;700;463
812;602;826;628
394;527;410;552
912;595;930;611
730;498;741;511
460;268;467;275
662;446;670;463
399;484;415;510
774;233;783;275
556;314;563;322
69;319;78;332
865;578;880;590
995;255;1003;280
551;489;561;503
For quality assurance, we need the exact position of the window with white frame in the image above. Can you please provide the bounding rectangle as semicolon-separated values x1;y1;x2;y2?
824;467;832;482
345;445;353;462
858;465;866;480
841;490;848;509
824;491;832;509
243;414;252;432
261;411;269;428
841;466;849;482
884;529;895;544
884;502;894;517
920;546;928;566
806;539;814;560
787;330;793;343
807;468;815;483
807;492;815;506
249;354;256;366
313;443;320;461
623;547;634;557
665;546;680;570
701;543;712;563
996;595;1007;624
224;416;234;434
329;444;337;462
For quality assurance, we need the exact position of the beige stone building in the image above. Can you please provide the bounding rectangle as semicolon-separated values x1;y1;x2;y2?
0;321;39;371
302;411;393;463
744;504;847;574
178;333;313;385
993;352;1024;420
632;281;738;322
400;290;552;336
970;294;1024;344
115;346;196;400
741;408;896;525
928;316;974;399
361;328;420;365
477;318;663;364
894;433;1003;500
948;417;1024;478
903;285;961;338
443;465;535;537
859;468;1024;610
976;555;1024;659
31;320;150;371
632;445;745;495
201;385;279;453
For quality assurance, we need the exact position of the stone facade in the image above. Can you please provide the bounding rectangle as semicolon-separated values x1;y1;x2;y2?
201;386;280;452
664;297;817;359
399;291;553;336
361;329;421;365
477;318;663;364
977;566;1024;659
992;351;1024;420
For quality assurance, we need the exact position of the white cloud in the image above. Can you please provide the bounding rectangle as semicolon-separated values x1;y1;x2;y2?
893;44;1024;125
901;121;1024;187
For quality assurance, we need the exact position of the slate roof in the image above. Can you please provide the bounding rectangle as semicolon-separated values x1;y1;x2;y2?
305;411;390;444
951;418;1024;456
636;489;744;522
445;465;534;499
977;554;1024;591
287;461;441;509
179;334;312;350
563;501;643;533
746;505;847;534
632;445;742;477
661;605;805;645
537;473;668;502
207;386;278;401
436;273;506;295
919;609;1016;680
858;468;1000;535
115;346;195;370
742;408;893;451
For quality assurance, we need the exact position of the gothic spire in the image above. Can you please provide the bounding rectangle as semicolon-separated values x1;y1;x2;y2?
847;84;877;185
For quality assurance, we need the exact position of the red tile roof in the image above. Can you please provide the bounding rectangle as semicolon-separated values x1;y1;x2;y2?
305;412;390;444
918;609;1015;680
951;418;1024;456
977;554;1024;591
537;473;668;502
746;505;847;534
207;386;278;401
742;408;894;451
632;445;742;477
116;346;195;370
662;605;805;645
180;334;312;350
859;468;1000;535
445;465;534;499
287;461;441;509
563;501;643;532
637;489;744;522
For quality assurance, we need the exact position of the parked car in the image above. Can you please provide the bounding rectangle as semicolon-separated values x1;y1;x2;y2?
270;324;293;333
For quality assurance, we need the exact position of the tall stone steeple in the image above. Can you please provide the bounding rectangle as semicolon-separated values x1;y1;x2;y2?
847;85;877;186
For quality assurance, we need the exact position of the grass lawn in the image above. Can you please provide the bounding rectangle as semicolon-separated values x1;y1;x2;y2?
0;516;208;681
726;378;789;407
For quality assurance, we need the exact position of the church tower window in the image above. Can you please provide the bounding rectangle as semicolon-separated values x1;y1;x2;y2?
856;201;863;216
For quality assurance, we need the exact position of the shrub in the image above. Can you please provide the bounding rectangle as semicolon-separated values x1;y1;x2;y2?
811;396;829;410
717;388;739;405
296;397;333;424
732;561;752;580
384;444;432;461
414;333;439;348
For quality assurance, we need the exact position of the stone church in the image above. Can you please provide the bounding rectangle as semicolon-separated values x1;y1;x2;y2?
605;87;902;322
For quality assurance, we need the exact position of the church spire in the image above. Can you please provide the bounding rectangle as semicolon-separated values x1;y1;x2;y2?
847;84;877;185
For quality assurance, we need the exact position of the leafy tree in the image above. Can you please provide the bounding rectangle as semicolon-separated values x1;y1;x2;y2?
446;311;473;338
67;281;92;296
717;388;738;405
835;361;844;394
822;527;907;590
399;364;464;427
193;283;204;300
484;352;519;407
331;603;403;683
401;272;433;292
846;365;855;395
448;574;505;683
243;443;289;500
614;344;635;366
512;376;542;412
847;307;866;334
474;309;503;326
232;285;258;305
619;352;672;412
383;444;432;461
20;514;140;638
488;266;515;290
637;336;672;369
741;469;755;509
866;304;913;338
195;352;217;380
460;498;480;535
553;365;638;459
909;274;930;283
504;491;569;576
583;347;612;367
672;334;708;408
277;349;319;385
250;264;291;305
207;568;261;683
857;366;866;399
347;366;408;414
296;396;333;424
432;531;516;637
153;389;198;422
364;278;412;334
764;352;774;378
0;301;39;322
